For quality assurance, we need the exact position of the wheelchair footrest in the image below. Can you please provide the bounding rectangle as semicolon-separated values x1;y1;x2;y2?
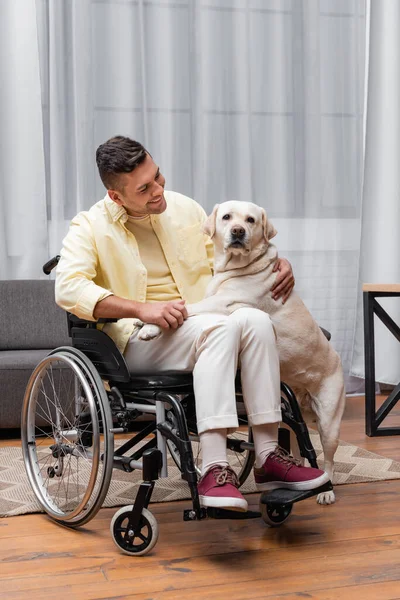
260;481;333;506
206;507;261;520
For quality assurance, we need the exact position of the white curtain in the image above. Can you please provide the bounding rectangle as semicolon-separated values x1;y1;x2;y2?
351;0;400;386
0;0;47;279
0;0;366;385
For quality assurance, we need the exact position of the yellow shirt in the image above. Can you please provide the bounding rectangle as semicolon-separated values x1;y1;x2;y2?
55;191;214;354
125;214;181;303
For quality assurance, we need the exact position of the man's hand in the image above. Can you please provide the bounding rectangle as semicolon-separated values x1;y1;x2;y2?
271;258;295;304
136;300;188;330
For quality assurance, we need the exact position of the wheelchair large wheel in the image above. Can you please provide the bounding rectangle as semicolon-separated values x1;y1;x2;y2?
166;413;254;487
21;347;114;527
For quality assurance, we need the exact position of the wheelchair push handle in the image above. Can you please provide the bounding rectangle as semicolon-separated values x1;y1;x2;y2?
43;255;61;275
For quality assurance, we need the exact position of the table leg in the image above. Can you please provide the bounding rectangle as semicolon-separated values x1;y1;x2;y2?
363;291;376;436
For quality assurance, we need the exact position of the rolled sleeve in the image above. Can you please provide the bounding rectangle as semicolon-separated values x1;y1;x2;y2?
74;286;113;321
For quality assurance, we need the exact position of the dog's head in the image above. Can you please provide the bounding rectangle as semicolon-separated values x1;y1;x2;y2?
203;201;277;256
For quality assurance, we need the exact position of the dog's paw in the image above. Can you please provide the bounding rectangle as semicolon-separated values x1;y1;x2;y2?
316;490;335;505
137;324;162;341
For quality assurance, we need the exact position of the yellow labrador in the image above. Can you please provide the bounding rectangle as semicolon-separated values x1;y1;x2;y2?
139;201;346;504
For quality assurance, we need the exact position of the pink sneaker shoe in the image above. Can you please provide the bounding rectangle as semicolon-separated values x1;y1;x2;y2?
198;465;248;512
254;447;330;492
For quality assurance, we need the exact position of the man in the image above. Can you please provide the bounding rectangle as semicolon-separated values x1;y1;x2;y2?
56;136;328;512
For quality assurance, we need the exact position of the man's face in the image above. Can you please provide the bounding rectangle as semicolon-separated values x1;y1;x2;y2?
108;153;167;217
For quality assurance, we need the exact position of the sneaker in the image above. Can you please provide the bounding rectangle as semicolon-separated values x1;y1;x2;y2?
254;447;330;492
198;465;248;512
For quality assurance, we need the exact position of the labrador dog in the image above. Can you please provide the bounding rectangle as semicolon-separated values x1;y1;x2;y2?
139;201;346;504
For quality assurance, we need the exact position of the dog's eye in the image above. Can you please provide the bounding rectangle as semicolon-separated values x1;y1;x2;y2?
246;217;255;224
222;214;231;220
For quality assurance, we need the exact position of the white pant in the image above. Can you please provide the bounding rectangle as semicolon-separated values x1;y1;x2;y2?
124;308;281;435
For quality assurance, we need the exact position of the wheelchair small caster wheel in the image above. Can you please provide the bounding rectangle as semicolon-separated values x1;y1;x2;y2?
47;467;56;478
260;502;293;527
110;506;159;556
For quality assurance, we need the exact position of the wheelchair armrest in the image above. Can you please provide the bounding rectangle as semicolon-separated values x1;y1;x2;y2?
98;318;119;323
67;313;119;335
68;314;118;325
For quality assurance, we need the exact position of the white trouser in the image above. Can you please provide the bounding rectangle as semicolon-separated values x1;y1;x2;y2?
124;308;281;435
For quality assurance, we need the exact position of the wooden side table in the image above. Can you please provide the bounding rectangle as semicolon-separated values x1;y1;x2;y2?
363;283;400;436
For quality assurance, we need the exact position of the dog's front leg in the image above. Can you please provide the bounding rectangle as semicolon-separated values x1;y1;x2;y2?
137;322;163;341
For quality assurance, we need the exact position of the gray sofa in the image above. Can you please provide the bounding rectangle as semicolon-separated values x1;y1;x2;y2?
0;280;71;429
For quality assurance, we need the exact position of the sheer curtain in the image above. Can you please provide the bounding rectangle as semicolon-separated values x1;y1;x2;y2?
0;0;47;280
0;0;366;384
351;0;400;387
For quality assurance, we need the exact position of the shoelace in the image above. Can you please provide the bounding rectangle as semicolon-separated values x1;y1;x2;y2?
213;466;239;487
272;446;302;467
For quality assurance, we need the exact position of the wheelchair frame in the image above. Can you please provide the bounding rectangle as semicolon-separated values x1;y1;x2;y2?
21;257;333;555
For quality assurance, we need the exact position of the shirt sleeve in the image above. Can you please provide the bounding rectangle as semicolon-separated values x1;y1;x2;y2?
194;202;215;273
55;213;113;320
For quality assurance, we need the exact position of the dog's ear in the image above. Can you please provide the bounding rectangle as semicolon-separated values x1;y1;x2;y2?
261;209;277;242
203;204;219;238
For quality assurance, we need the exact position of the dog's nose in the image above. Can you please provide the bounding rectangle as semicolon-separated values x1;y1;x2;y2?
231;226;245;238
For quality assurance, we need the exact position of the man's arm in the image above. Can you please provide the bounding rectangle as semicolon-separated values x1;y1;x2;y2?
56;213;187;329
93;295;188;330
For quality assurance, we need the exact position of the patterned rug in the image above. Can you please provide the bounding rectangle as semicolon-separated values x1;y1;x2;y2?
1;431;400;517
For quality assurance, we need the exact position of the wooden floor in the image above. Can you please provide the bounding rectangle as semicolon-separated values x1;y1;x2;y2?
2;395;400;600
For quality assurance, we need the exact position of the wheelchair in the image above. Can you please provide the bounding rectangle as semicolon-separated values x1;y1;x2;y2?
21;256;333;556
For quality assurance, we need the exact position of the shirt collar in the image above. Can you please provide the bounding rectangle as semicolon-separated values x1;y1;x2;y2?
104;193;128;223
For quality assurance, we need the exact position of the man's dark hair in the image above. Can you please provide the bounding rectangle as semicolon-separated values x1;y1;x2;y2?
96;136;148;190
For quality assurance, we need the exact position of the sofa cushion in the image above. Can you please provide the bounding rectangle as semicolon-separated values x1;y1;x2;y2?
0;280;71;350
